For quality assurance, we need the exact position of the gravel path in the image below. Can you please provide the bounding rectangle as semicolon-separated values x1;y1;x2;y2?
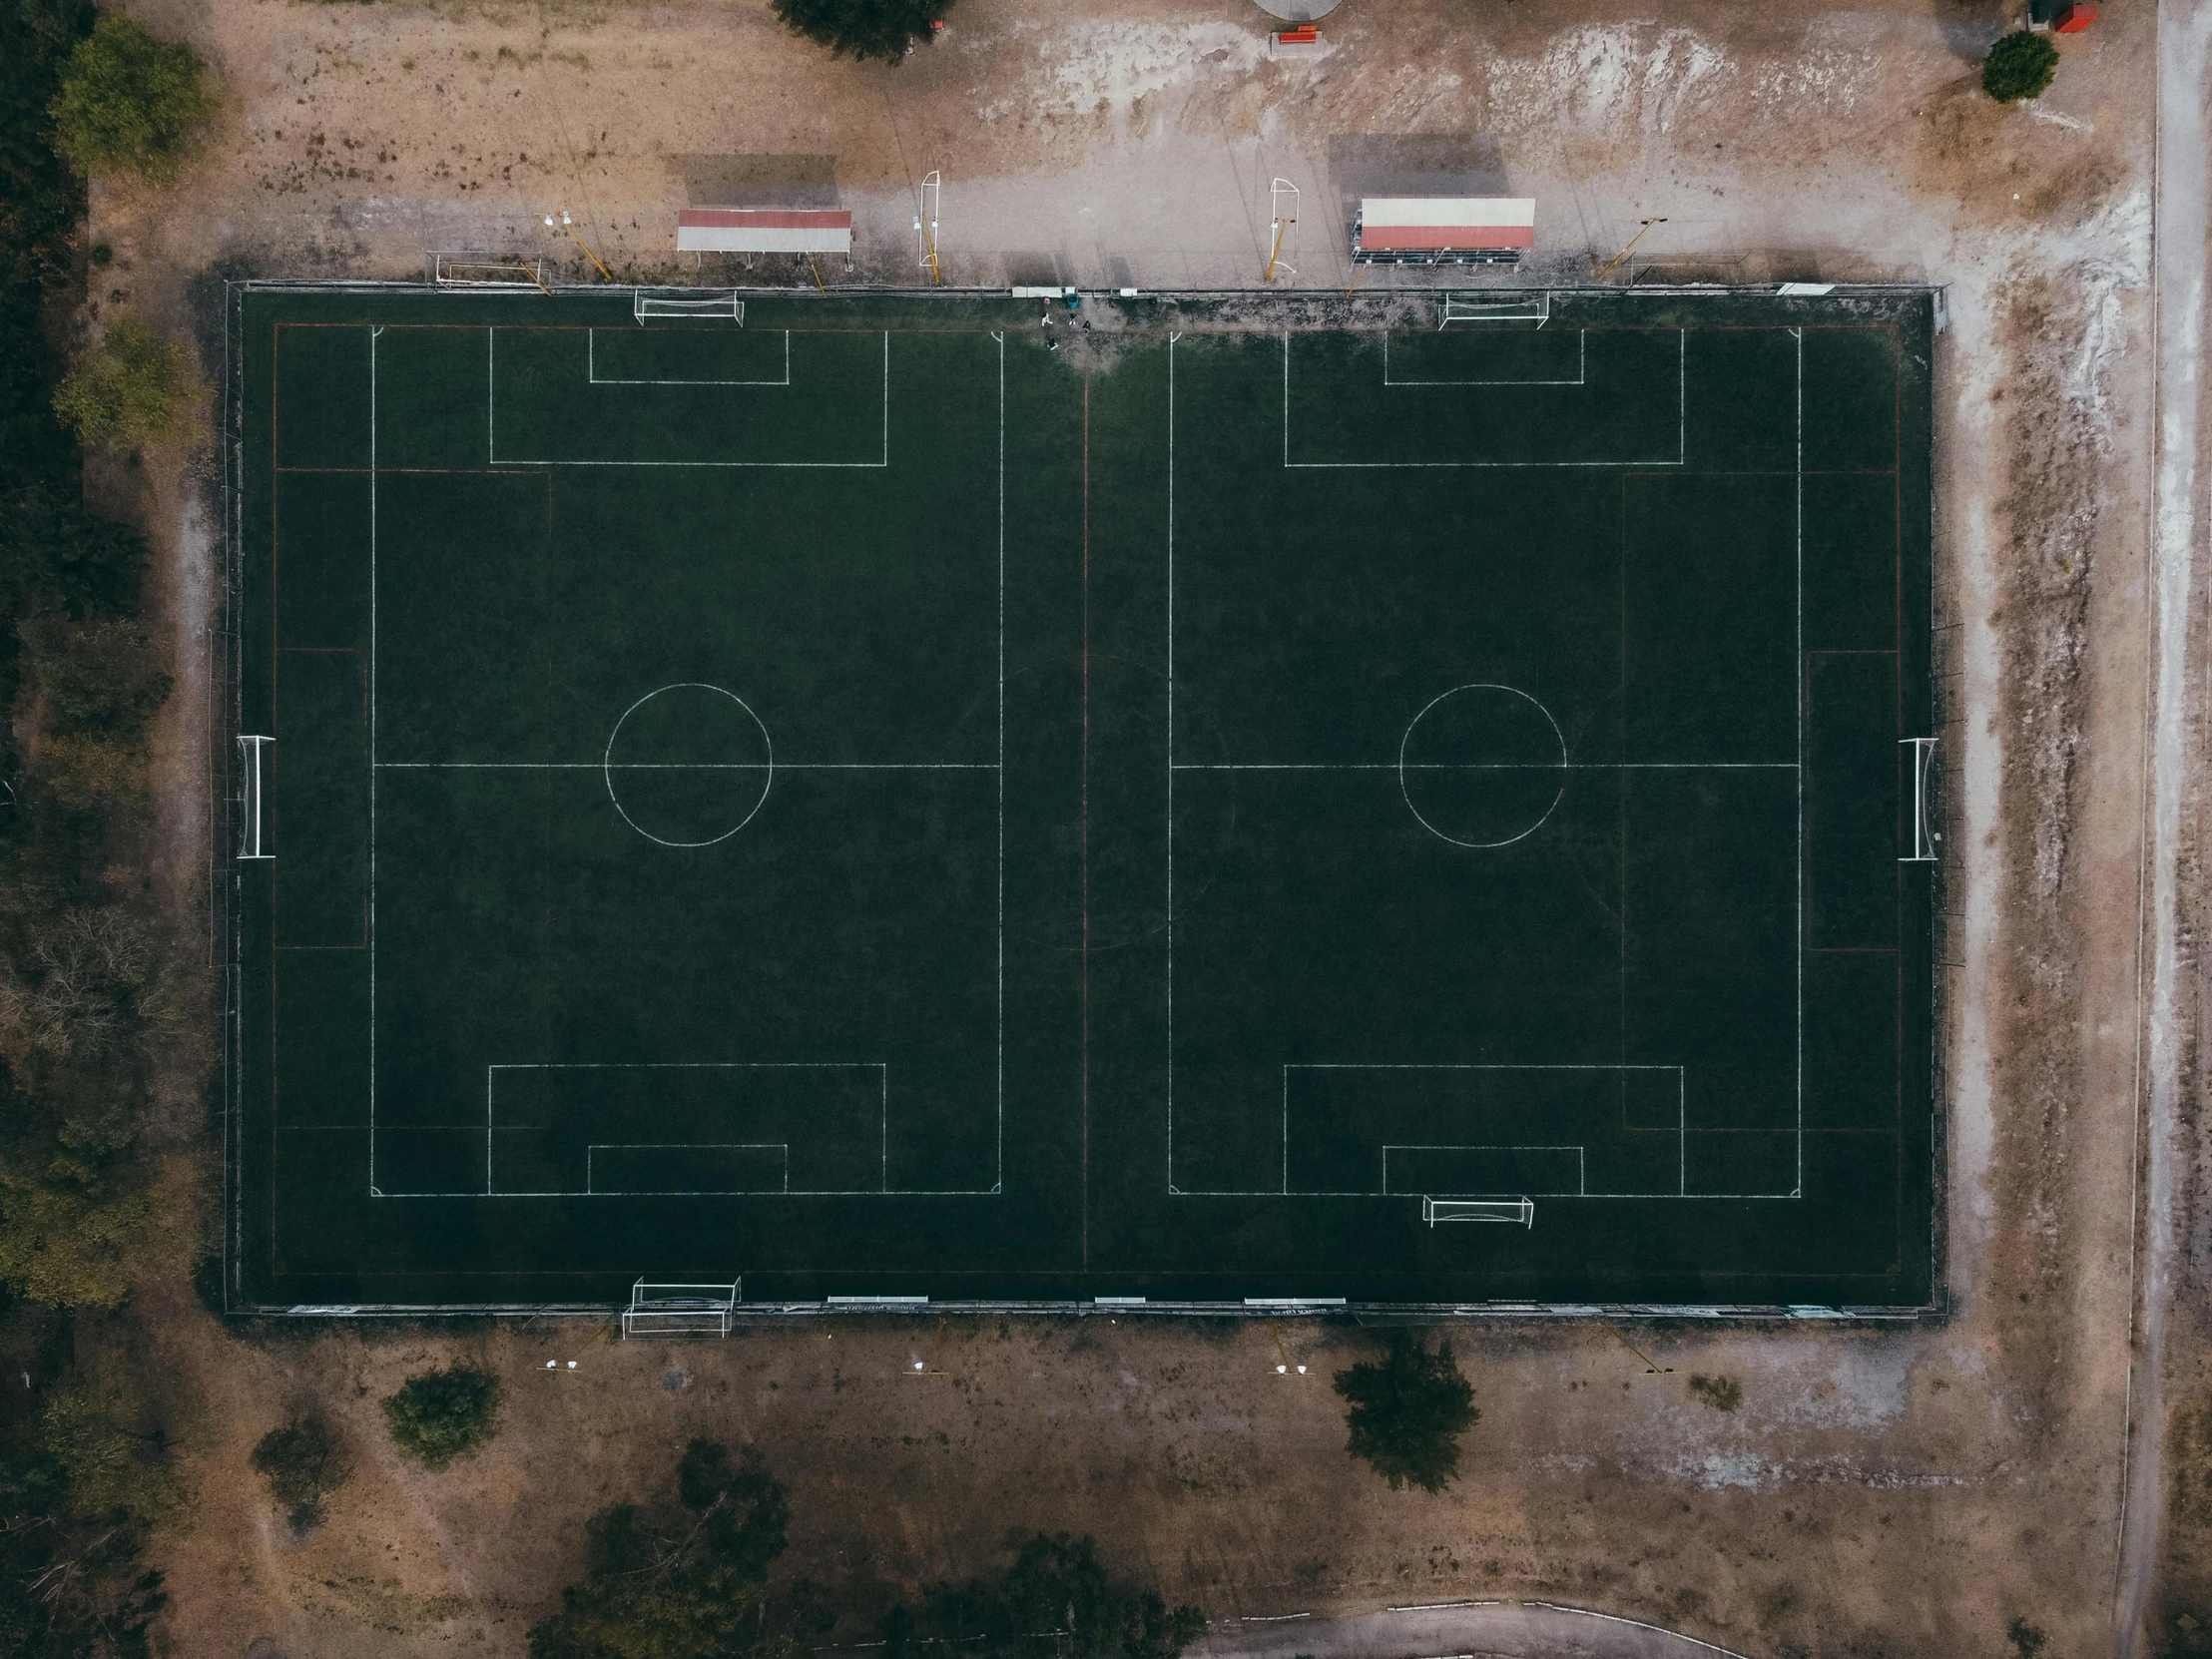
2114;0;2212;1648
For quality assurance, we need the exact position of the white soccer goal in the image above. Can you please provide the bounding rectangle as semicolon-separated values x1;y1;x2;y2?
621;1280;741;1339
1422;1196;1535;1228
1439;291;1551;329
433;254;550;293
633;289;745;323
915;170;942;282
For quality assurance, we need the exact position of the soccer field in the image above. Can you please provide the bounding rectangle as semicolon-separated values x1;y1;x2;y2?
224;284;1936;1312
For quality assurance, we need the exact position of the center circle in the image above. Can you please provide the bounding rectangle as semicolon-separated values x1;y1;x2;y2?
603;684;774;848
1397;684;1568;849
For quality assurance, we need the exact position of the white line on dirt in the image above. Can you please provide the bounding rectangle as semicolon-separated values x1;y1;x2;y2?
1194;1601;1755;1659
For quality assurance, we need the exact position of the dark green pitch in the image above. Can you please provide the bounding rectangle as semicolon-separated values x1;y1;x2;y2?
226;287;1936;1310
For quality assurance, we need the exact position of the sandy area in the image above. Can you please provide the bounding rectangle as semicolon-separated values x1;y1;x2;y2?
71;0;2208;1654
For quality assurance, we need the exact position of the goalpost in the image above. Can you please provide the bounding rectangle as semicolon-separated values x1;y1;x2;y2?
433;254;552;294
633;289;745;323
1439;291;1551;328
1422;1196;1536;1228
621;1280;741;1339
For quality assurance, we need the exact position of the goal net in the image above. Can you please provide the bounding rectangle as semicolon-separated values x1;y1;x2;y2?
433;255;550;292
1422;1196;1535;1228
1439;292;1551;328
621;1280;741;1339
634;289;745;323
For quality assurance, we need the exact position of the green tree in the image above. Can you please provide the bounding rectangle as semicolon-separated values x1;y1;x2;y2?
0;1182;152;1310
1981;31;2058;103
36;1380;185;1526
884;1532;1204;1659
0;1426;167;1658
0;485;150;621
253;1413;351;1531
48;14;216;182
529;1440;811;1659
770;0;949;63
51;317;196;450
1332;1331;1479;1492
383;1363;502;1470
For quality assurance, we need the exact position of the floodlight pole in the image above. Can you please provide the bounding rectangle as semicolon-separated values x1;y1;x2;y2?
546;211;615;281
1264;178;1299;285
1596;217;1668;283
1602;1324;1672;1374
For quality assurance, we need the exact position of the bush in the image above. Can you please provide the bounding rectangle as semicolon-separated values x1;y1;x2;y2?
382;1364;502;1470
49;15;217;182
883;1532;1204;1659
529;1439;802;1659
0;1181;153;1309
36;1379;186;1524
1982;31;2058;103
1332;1331;1479;1493
253;1414;351;1530
1687;1374;1743;1412
771;0;949;62
0;484;151;620
24;616;171;735
52;316;196;449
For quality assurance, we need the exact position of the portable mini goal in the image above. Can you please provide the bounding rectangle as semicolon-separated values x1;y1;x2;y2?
633;289;745;323
621;1280;741;1339
1422;1196;1535;1228
432;254;551;294
1439;291;1551;328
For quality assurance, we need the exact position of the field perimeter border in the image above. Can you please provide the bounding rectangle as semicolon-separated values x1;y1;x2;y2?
215;279;1947;1322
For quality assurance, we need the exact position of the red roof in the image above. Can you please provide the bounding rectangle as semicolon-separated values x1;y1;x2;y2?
678;209;852;230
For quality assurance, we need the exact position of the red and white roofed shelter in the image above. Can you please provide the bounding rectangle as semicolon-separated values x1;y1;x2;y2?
676;208;853;266
1352;198;1535;266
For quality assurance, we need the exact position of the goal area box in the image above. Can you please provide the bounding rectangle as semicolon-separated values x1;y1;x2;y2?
222;283;1936;1314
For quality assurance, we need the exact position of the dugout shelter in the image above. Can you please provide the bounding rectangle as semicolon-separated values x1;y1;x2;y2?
1353;197;1535;265
677;207;852;259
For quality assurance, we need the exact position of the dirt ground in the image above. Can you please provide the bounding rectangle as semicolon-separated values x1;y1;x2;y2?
76;0;2206;1654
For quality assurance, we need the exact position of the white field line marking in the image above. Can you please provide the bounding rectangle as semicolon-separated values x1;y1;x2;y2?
490;328;889;467
1382;328;1588;386
602;683;773;849
378;332;1005;1205
588;327;792;385
1181;1061;1777;1202
461;1062;996;1198
1280;329;1688;468
375;762;993;771
1172;762;1799;771
368;326;381;1195
995;328;1006;1193
1397;683;1566;850
379;1189;999;1199
1795;325;1806;1199
1166;332;1178;1193
1380;1143;1586;1197
586;1142;791;1196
